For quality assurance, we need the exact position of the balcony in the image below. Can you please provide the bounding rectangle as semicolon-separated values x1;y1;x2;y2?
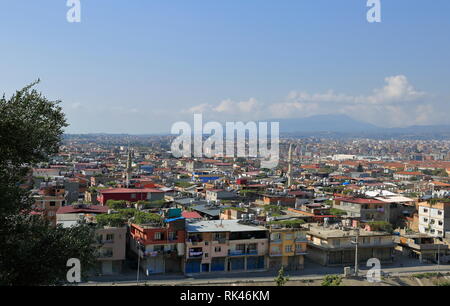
409;243;448;251
228;249;258;256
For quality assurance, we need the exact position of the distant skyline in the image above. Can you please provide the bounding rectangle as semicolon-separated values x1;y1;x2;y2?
1;0;450;134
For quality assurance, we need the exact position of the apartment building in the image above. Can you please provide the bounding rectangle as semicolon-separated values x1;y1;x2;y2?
55;204;127;275
184;220;268;274
97;188;165;205
418;200;450;238
333;197;389;222
129;218;186;274
306;224;395;266
268;225;308;271
395;230;448;263
32;182;67;225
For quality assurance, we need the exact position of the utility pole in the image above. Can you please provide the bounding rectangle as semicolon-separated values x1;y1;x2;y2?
136;241;142;286
352;228;360;277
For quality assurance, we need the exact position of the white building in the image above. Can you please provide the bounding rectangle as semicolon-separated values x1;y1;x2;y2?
418;201;450;238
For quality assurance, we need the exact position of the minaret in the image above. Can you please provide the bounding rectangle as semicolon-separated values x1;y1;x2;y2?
287;144;293;187
126;149;133;188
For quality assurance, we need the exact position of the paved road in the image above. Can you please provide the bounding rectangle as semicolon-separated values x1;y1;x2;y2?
81;257;450;286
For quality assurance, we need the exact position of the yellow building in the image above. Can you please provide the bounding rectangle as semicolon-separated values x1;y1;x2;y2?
268;224;308;271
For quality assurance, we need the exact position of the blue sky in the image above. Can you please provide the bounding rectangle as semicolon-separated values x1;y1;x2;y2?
1;0;450;133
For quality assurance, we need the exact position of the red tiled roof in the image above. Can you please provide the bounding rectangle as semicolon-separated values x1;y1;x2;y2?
98;188;164;194
182;211;202;219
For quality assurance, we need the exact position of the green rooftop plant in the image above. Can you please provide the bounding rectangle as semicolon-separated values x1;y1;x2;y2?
106;200;128;210
268;219;305;227
134;211;163;225
330;208;347;217
96;213;126;228
367;221;393;233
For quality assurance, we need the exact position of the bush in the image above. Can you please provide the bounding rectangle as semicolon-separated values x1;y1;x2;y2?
96;213;126;227
139;200;166;209
368;221;393;233
330;208;347;216
134;211;162;225
106;200;128;210
321;275;342;286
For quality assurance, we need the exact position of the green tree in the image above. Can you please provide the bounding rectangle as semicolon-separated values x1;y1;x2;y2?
0;81;97;285
274;266;289;286
106;200;128;210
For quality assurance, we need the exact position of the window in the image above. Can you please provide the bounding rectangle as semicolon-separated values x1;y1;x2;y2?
423;208;429;213
204;253;209;258
154;232;162;240
439;221;443;226
215;246;221;253
131;193;136;199
154;245;164;251
271;233;281;241
49;201;56;207
168;232;176;240
334;239;340;247
106;234;114;242
438;210;443;216
295;244;303;251
285;245;293;253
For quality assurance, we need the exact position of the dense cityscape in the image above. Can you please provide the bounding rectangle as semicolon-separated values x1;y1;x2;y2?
23;133;450;286
2;0;450;299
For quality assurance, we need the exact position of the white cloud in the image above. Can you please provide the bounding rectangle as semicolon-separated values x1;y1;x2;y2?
183;75;439;127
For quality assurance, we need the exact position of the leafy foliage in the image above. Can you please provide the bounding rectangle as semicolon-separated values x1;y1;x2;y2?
106;200;128;210
96;213;126;228
367;221;393;233
0;82;96;285
321;274;342;286
134;211;162;225
274;266;289;286
330;208;347;216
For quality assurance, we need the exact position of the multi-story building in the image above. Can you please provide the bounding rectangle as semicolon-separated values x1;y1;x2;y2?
56;204;127;275
418;200;450;238
267;224;308;271
32;182;67;225
395;230;448;263
184;220;268;274
129;218;186;274
306;224;395;266
97;188;165;205
333;197;389;222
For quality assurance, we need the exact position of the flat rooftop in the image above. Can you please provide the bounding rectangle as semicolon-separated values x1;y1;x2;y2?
307;224;391;239
186;220;266;233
